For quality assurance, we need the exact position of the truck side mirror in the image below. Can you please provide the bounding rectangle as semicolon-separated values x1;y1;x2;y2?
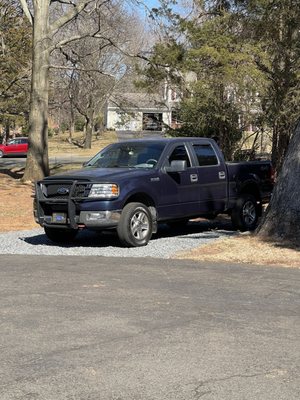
165;160;187;173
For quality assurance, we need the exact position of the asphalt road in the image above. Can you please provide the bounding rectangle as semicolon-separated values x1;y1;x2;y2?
0;255;299;399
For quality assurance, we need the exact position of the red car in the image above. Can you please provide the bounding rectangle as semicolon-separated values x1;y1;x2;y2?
0;137;29;157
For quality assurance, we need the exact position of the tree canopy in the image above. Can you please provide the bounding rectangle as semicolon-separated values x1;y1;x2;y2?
11;0;298;178
18;0;145;181
235;0;300;169
0;0;31;138
139;0;300;165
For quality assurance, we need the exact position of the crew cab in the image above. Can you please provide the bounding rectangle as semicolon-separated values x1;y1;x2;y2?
0;137;28;157
34;138;274;247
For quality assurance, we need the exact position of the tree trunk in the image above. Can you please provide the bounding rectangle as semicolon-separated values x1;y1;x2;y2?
84;102;94;149
271;119;291;172
257;120;300;244
22;1;50;182
4;120;10;143
84;116;93;149
69;103;75;142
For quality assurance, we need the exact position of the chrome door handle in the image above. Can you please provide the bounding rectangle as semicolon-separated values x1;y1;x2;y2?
190;174;198;183
219;171;226;179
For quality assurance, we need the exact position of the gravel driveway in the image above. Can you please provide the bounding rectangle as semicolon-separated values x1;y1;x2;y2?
0;220;236;258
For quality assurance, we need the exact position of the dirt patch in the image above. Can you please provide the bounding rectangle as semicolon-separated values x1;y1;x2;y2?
0;170;36;232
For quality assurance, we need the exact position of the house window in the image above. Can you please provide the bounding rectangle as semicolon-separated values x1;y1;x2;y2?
142;113;162;131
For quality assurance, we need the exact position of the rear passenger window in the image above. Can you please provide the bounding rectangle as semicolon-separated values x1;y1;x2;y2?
169;145;191;167
193;144;218;166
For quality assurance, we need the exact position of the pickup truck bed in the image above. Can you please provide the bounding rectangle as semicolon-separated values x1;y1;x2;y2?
34;138;274;247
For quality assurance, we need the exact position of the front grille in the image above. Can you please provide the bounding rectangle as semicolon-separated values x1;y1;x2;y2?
42;182;91;199
44;183;72;199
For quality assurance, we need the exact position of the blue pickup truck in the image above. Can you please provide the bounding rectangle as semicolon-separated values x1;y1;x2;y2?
34;138;274;247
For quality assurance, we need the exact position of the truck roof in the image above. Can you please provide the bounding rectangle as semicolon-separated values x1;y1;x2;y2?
116;137;216;145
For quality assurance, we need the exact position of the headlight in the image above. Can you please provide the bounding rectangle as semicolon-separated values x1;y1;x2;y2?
88;183;119;198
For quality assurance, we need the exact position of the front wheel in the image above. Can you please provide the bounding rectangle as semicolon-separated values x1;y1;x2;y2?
117;202;153;247
0;150;3;158
44;227;78;243
231;194;258;231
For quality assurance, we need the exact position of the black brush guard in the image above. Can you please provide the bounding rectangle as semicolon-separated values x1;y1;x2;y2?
35;180;92;229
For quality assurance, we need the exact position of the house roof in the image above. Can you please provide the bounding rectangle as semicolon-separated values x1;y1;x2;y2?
107;92;169;111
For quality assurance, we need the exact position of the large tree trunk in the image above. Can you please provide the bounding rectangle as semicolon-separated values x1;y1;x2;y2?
22;1;50;181
257;120;300;243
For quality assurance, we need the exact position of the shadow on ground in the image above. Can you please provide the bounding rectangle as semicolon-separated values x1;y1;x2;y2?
22;217;237;249
0;167;24;179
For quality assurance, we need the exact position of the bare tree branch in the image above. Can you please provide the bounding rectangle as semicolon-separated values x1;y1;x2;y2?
49;64;115;77
50;30;112;54
50;0;97;35
50;0;75;4
50;33;93;52
0;73;29;97
57;43;111;65
19;0;33;25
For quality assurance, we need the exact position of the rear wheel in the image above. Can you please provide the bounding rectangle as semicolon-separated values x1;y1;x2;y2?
44;227;78;243
0;150;3;158
231;194;258;231
117;202;153;247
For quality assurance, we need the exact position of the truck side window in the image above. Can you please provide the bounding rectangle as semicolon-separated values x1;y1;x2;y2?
169;145;191;167
193;144;218;166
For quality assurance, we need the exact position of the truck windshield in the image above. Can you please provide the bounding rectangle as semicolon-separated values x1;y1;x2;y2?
86;142;166;169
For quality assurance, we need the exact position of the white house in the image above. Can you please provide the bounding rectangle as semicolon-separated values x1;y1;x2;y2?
105;83;182;132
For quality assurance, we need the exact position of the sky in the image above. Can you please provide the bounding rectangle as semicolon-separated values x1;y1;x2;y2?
136;0;160;18
135;0;160;9
137;0;193;19
144;0;160;7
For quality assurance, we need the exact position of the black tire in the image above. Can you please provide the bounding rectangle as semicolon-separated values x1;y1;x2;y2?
0;150;3;158
117;202;153;247
231;194;258;231
44;226;78;243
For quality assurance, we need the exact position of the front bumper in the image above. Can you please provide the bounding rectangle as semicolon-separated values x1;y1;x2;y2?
34;180;121;229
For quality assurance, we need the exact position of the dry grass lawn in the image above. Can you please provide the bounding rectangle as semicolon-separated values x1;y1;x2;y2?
0;131;299;268
48;130;118;157
175;234;300;268
0;171;35;232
